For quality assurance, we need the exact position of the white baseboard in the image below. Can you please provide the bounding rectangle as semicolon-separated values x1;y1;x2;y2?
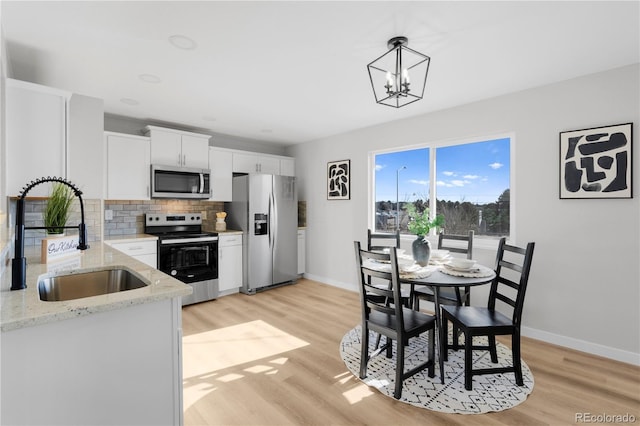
305;274;640;366
521;326;640;366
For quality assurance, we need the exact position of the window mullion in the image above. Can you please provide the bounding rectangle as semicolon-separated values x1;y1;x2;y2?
429;146;437;236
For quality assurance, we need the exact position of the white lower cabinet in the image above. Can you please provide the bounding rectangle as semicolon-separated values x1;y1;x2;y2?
105;240;157;268
218;234;243;294
1;298;184;425
297;229;305;275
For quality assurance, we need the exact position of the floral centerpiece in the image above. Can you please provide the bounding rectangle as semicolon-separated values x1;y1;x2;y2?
405;204;445;266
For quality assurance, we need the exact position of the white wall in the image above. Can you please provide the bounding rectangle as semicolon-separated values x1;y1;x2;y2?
290;64;640;365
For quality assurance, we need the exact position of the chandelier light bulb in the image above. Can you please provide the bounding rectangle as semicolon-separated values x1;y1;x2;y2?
402;68;410;84
386;71;394;89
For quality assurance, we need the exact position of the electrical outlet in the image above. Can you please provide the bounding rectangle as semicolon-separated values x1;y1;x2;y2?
105;210;113;221
201;211;207;220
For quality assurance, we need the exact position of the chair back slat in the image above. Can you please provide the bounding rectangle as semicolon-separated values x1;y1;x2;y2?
367;229;401;251
488;237;535;326
438;230;474;259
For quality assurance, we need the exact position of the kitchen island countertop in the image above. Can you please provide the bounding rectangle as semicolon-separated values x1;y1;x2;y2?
0;242;191;332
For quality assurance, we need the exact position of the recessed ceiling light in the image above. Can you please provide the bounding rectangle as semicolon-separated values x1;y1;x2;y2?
202;115;216;122
168;34;197;50
261;129;273;134
139;74;162;84
120;98;139;106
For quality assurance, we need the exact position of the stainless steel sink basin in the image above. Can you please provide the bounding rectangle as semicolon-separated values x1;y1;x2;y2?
38;268;148;301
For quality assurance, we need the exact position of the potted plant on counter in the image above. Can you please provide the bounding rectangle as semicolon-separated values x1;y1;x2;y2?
405;204;445;266
44;182;74;235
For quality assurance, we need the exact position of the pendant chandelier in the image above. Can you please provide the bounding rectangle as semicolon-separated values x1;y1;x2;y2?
367;36;431;108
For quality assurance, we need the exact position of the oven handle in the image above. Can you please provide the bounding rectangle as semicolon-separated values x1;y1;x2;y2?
160;236;218;245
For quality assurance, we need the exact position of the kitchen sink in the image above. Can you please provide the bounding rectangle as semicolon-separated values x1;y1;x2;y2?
38;268;148;301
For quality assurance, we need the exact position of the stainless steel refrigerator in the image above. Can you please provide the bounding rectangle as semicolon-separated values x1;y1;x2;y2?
226;174;298;294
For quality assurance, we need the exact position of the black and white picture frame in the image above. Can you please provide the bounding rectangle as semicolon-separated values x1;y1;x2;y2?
560;123;633;199
327;159;350;200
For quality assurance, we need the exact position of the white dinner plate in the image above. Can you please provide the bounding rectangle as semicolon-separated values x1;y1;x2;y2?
444;263;479;273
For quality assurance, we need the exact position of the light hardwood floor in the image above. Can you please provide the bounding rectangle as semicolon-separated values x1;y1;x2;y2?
181;279;639;425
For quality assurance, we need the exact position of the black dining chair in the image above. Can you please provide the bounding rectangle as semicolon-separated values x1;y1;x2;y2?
354;241;436;399
441;237;535;390
367;229;412;307
412;230;474;310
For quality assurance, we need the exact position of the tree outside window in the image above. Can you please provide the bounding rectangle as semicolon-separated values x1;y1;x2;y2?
373;138;510;238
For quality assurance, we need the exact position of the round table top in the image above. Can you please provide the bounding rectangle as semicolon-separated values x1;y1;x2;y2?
401;266;496;287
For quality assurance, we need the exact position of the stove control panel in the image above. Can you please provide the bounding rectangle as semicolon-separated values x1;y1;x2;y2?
145;213;202;227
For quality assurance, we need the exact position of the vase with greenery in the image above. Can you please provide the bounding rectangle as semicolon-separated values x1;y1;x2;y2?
44;182;74;235
405;204;445;266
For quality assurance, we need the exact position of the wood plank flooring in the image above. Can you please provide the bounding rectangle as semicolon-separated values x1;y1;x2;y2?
181;279;640;425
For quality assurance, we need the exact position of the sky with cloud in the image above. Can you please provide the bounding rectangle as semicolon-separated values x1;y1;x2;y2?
375;138;510;204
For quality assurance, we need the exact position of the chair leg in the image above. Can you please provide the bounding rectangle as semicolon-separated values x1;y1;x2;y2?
413;294;421;311
428;327;435;378
488;334;498;363
464;331;473;391
394;339;404;399
512;331;524;386
442;315;449;362
385;337;393;358
359;324;369;379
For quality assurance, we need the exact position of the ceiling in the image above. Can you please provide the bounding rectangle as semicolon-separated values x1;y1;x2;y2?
2;1;639;146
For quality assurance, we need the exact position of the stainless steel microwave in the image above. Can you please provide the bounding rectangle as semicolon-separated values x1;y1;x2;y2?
151;164;211;199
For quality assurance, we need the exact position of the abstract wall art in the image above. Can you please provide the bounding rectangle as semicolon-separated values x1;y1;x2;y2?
327;159;350;200
560;123;633;199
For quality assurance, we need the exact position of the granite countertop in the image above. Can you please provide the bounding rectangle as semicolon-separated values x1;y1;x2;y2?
1;242;191;332
104;234;158;243
216;229;243;235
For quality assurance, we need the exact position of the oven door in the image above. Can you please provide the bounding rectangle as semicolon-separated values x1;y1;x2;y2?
158;237;218;284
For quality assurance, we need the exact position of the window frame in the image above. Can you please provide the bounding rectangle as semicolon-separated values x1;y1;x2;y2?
369;132;516;250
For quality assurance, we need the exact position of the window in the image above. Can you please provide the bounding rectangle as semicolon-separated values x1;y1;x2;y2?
373;137;511;239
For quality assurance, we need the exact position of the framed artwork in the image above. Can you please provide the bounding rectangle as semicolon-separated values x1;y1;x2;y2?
327;159;350;200
560;123;633;199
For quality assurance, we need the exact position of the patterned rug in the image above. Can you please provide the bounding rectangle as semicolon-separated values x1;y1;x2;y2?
340;325;534;414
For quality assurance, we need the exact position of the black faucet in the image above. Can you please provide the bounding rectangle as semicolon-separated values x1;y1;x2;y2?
11;177;90;291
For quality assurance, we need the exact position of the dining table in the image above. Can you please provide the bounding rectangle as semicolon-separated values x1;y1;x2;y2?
399;260;496;384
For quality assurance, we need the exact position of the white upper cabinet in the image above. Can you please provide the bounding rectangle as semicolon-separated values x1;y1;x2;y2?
209;147;233;202
105;132;151;200
145;125;210;169
6;79;104;198
6;80;67;197
232;152;281;175
279;157;295;177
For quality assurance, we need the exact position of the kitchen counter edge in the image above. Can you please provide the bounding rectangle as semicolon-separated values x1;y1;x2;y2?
1;242;191;332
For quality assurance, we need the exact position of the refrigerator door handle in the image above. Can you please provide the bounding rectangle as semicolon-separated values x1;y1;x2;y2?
268;191;274;249
271;186;277;251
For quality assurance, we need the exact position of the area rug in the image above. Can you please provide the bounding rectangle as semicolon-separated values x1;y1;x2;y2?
340;325;534;414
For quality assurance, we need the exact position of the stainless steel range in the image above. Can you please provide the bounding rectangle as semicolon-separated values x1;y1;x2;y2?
144;213;218;306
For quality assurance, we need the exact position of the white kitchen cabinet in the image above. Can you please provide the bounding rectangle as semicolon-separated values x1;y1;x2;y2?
106;239;157;268
297;229;306;275
232;152;281;174
1;298;183;425
105;132;151;200
6;79;67;197
209;147;233;201
145;125;210;169
6;79;104;199
280;157;296;177
218;234;243;294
